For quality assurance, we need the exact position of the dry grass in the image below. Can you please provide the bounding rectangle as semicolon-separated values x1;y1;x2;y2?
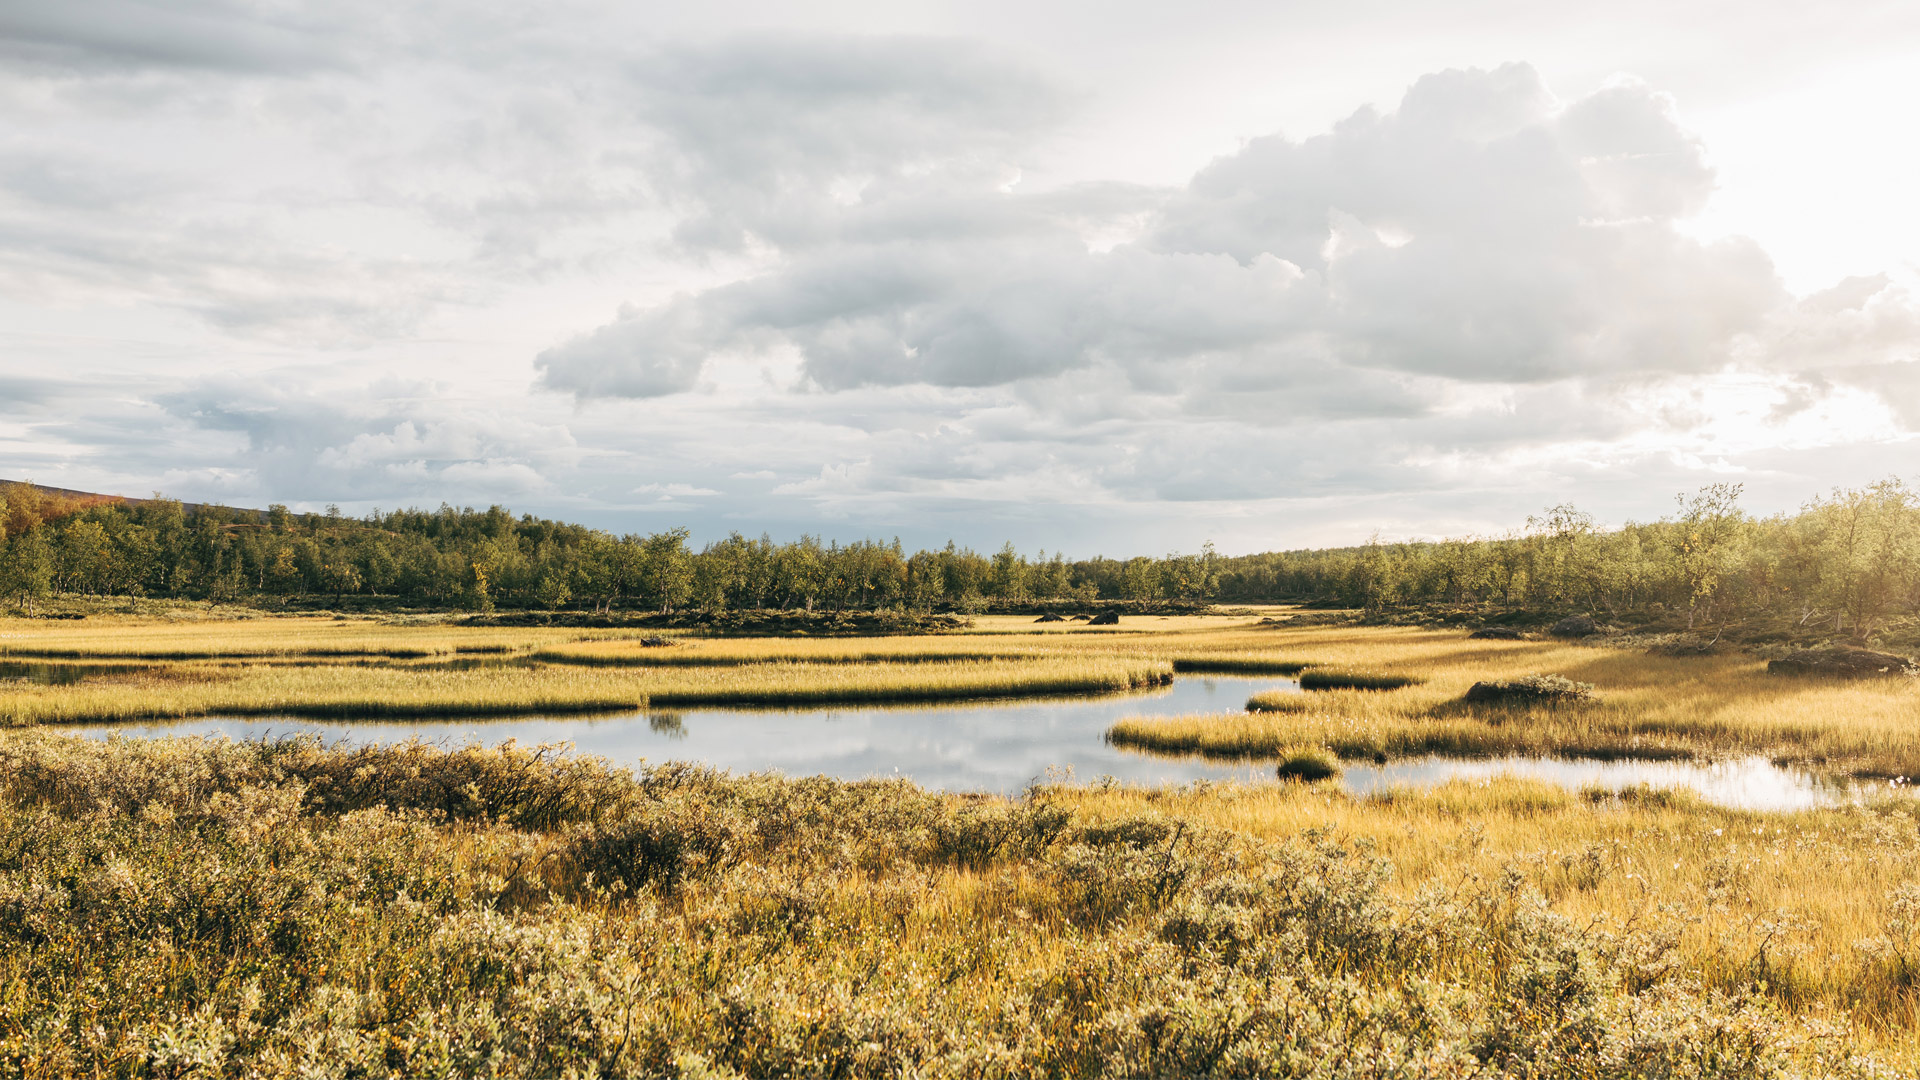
1054;777;1920;1050
1;731;1910;1071
0;615;614;658
1;655;1174;723
1109;625;1920;776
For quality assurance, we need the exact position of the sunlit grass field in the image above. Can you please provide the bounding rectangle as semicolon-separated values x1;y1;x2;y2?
5;612;1920;1067
1060;776;1920;1050
3;731;1917;1072
0;655;1174;723
7;616;1919;780
1108;624;1920;777
0;615;618;658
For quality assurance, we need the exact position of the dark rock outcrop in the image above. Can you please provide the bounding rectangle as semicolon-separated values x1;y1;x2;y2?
1469;626;1524;640
1087;612;1120;626
1767;648;1917;678
1548;615;1599;638
1034;613;1066;623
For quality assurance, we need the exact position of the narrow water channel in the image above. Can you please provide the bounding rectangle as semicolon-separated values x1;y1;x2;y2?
74;674;1910;810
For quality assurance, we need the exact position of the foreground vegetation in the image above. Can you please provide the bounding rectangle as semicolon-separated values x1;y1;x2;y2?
2;731;1916;1075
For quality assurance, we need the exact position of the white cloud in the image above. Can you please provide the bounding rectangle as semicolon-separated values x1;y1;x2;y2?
5;8;1919;553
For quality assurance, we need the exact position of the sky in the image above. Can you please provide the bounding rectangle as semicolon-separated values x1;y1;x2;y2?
1;0;1917;556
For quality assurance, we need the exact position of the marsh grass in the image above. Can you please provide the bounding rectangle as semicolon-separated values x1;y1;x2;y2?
1272;745;1340;781
1111;625;1920;776
1;656;1175;723
0;615;614;659
1168;656;1312;675
0;730;1909;1073
1057;777;1920;1053
1297;667;1421;690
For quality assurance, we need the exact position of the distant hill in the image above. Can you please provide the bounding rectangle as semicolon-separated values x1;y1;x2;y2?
0;480;265;521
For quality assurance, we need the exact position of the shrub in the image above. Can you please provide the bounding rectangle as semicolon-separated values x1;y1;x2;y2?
1274;746;1340;782
1464;674;1596;705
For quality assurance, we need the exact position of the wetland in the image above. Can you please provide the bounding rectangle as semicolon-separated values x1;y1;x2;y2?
4;608;1920;1072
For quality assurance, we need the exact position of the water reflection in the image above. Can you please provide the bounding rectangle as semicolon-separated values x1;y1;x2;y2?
1337;754;1906;812
71;673;1912;811
77;676;1295;793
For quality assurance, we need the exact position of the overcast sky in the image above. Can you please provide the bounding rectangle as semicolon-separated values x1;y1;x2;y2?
2;0;1917;554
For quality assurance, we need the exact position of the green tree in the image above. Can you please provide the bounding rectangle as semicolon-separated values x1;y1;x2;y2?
640;529;694;614
3;530;53;611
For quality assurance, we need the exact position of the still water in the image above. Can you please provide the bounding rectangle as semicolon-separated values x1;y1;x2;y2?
77;674;1908;810
79;675;1293;793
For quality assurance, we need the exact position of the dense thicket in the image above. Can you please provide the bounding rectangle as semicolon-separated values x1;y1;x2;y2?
1214;482;1920;637
1;479;1916;634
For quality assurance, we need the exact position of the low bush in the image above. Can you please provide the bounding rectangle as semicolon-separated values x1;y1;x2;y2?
1273;746;1341;781
0;733;1898;1076
1464;673;1597;705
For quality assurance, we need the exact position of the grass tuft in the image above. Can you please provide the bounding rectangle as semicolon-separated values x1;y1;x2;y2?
1273;745;1340;781
1298;667;1421;691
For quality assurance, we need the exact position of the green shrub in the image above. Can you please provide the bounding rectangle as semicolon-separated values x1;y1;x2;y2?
1464;673;1597;705
1274;746;1341;782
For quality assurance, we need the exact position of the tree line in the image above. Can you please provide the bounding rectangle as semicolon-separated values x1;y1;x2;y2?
1213;481;1920;636
0;483;1220;615
1;479;1915;634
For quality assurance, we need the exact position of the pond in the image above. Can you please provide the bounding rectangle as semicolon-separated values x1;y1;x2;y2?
1337;754;1907;813
73;674;1911;811
77;675;1295;792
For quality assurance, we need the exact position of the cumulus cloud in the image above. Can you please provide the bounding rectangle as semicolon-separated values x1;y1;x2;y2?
539;63;1819;413
152;379;580;502
8;13;1917;551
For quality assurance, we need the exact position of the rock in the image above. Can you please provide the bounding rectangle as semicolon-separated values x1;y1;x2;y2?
1087;611;1120;626
1464;674;1595;704
1767;648;1917;678
638;636;676;647
1469;626;1524;640
1548;615;1600;638
1034;613;1066;623
1069;614;1091;621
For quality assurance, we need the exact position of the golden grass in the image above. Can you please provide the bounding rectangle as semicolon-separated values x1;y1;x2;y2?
532;635;1051;666
0;615;615;658
14;612;1920;1060
0;655;1174;723
1108;624;1920;776
1052;777;1920;1049
10;730;1906;1070
14;615;1920;774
